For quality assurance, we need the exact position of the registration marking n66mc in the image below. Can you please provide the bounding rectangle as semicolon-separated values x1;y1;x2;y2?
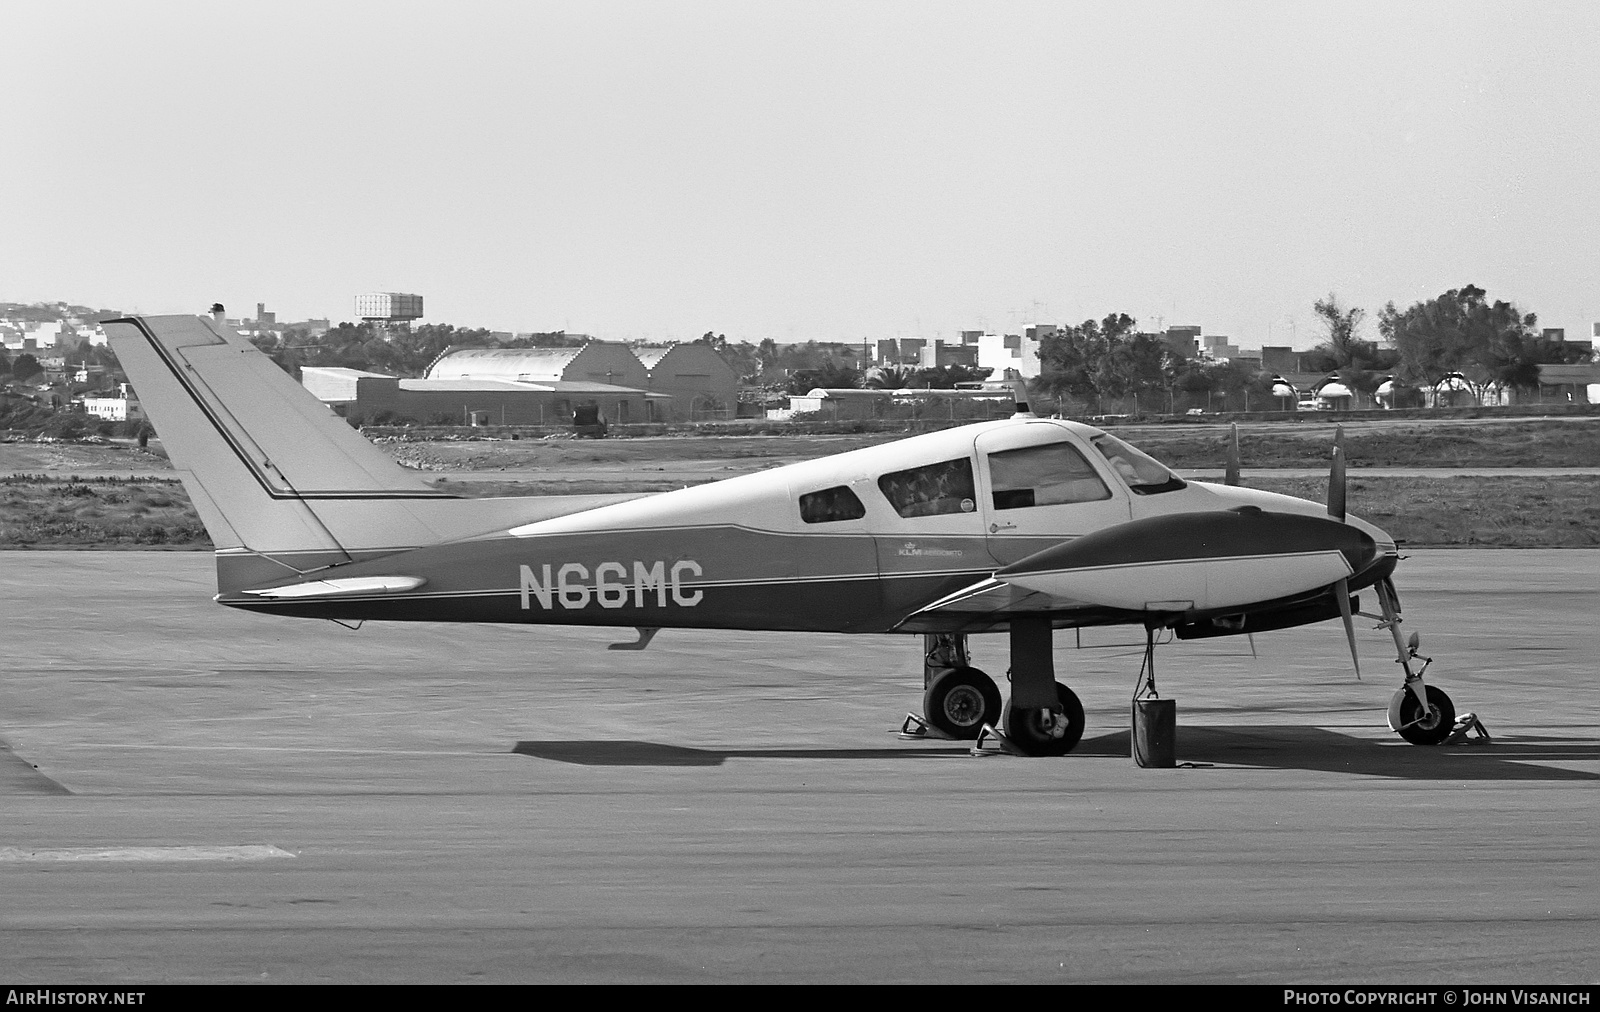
519;560;704;610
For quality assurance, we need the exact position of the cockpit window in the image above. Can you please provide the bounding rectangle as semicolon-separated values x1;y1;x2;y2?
1091;434;1187;495
987;442;1112;509
877;458;977;518
799;485;866;524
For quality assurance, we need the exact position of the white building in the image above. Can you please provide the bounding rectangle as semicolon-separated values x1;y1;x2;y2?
81;385;141;422
976;331;1042;380
21;321;64;349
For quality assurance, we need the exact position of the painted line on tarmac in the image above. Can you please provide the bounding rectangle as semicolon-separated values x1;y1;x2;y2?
0;845;294;862
50;743;506;755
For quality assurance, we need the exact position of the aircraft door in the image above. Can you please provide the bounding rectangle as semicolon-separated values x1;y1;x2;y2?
974;424;1131;566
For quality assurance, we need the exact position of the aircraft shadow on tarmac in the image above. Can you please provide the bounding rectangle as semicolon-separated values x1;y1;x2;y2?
1072;726;1600;781
513;741;972;766
515;727;1599;781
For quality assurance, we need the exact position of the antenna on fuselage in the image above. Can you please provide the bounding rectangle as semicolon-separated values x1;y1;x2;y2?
1010;378;1036;419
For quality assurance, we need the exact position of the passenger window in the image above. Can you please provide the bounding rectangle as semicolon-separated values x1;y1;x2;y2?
799;485;866;524
877;458;977;518
988;442;1111;509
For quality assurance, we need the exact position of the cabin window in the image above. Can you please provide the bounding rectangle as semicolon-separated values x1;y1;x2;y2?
987;442;1111;510
799;485;866;524
877;458;977;518
1091;434;1187;495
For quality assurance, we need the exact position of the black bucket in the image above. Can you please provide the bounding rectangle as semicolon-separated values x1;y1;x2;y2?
1133;698;1177;768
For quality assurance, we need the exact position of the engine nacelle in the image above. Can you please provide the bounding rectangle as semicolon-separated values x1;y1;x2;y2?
995;507;1376;614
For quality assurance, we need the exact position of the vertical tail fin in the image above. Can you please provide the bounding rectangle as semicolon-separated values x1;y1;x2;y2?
108;313;645;596
105;314;456;586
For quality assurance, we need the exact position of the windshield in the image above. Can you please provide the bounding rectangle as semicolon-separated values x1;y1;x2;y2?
1091;434;1187;495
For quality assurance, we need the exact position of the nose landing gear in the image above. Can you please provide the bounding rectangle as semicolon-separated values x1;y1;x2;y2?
1372;579;1473;746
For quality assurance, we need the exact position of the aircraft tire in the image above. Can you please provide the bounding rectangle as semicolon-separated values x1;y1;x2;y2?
1395;685;1455;746
1002;683;1086;757
923;666;1001;740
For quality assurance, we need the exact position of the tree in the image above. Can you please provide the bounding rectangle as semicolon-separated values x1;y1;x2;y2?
785;362;861;394
1312;293;1367;369
864;365;916;389
1382;284;1547;395
695;331;728;353
1096;330;1172;406
12;354;41;382
1037;314;1135;404
1036;313;1172;410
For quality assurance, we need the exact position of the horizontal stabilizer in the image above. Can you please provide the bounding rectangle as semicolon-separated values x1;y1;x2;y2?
241;576;428;599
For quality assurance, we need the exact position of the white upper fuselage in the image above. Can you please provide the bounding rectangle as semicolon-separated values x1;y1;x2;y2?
507;416;1397;562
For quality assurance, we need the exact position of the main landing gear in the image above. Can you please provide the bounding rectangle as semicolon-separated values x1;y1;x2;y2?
902;622;1085;756
911;633;1002;740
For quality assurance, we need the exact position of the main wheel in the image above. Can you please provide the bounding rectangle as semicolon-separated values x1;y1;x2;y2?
1001;683;1086;757
923;666;1002;740
1396;685;1456;746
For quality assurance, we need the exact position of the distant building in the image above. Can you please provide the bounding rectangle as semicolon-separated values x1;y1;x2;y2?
976;331;1041;380
81;384;141;422
1260;347;1299;375
1201;335;1242;361
302;365;668;426
1162;326;1201;358
426;344;650;389
907;339;980;370
633;344;739;421
356;292;424;325
17;321;65;350
1537;363;1600;404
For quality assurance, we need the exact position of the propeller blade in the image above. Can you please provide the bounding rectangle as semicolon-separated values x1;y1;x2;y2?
1335;577;1360;679
1327;424;1346;522
1225;423;1241;486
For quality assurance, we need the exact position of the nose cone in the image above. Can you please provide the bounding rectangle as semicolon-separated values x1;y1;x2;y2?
999;507;1378;582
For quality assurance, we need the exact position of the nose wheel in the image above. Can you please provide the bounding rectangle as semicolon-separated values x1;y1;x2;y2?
1391;684;1456;746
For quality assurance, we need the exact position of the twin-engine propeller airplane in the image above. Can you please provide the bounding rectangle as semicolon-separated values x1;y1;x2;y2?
104;312;1464;757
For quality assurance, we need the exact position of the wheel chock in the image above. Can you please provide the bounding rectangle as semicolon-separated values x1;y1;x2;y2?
971;723;1025;757
898;713;961;741
1445;712;1491;745
898;713;929;738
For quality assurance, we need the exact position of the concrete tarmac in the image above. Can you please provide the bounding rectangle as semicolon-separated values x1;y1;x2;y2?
1;550;1595;984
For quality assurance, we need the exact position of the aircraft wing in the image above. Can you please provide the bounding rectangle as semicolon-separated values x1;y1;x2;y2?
893;576;1112;633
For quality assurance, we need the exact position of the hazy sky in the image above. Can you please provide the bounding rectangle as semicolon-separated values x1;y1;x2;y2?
3;1;1595;349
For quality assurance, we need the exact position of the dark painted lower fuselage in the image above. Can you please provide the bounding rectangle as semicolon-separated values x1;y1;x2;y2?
220;525;1400;637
